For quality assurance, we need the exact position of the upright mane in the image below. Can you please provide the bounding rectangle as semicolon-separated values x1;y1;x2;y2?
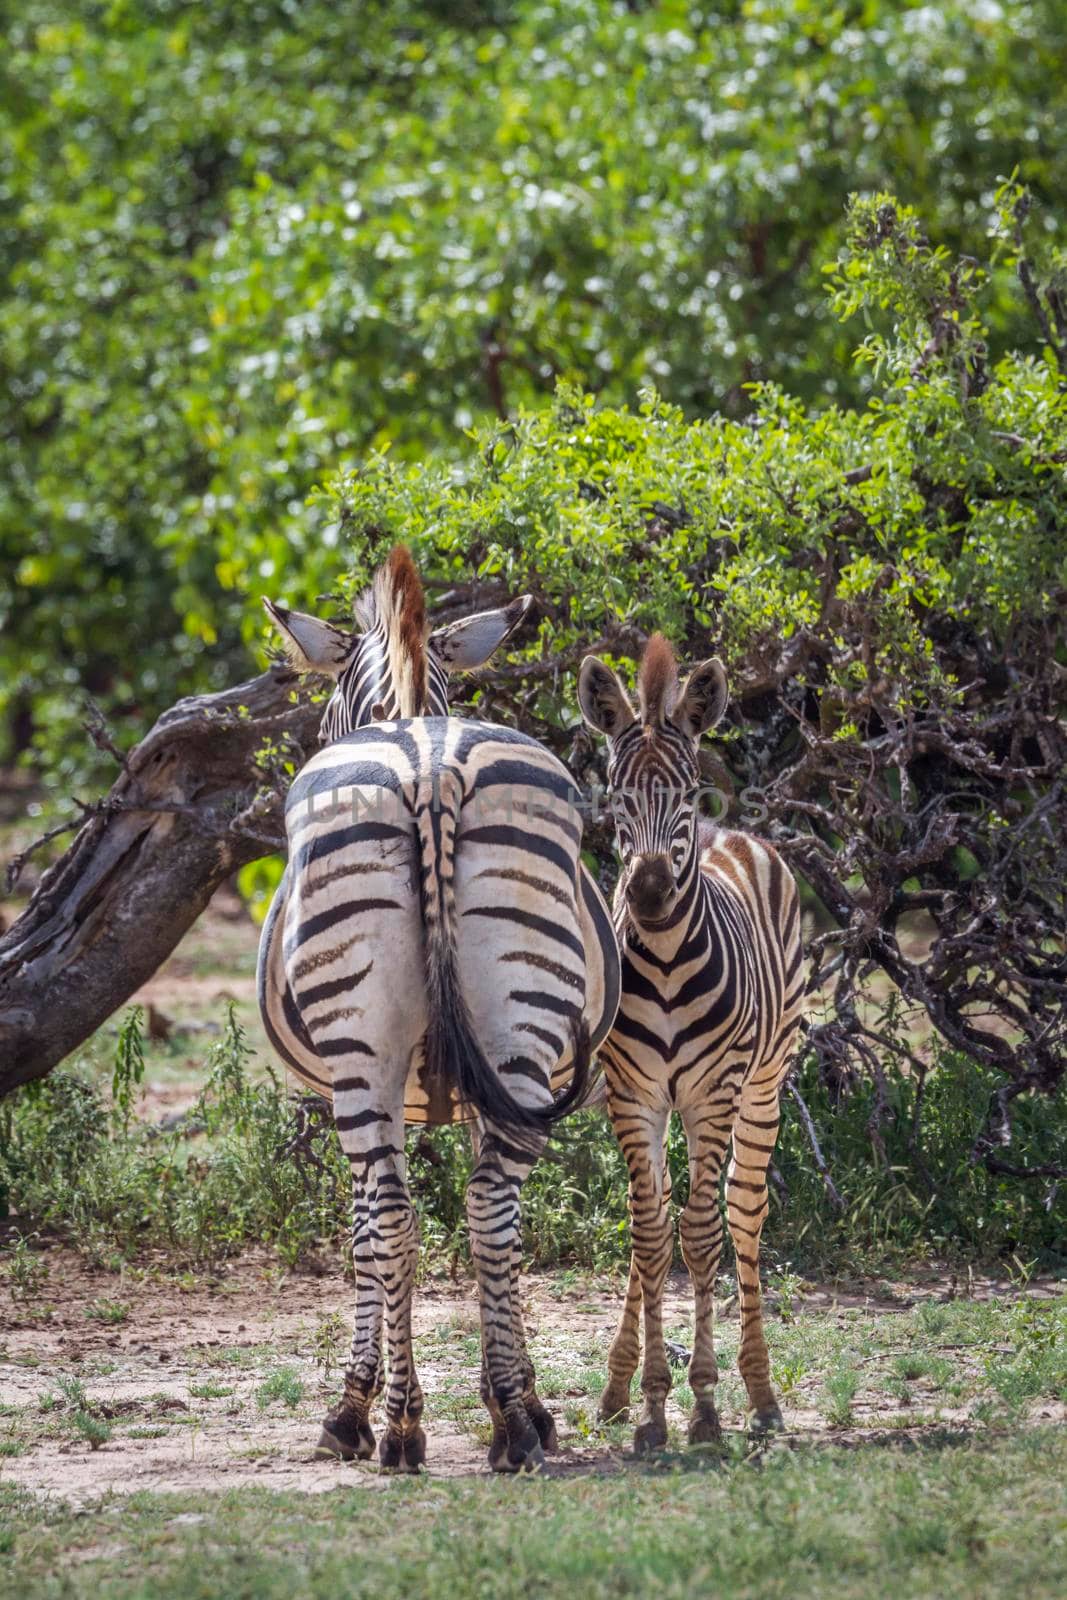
637;633;679;727
354;545;429;716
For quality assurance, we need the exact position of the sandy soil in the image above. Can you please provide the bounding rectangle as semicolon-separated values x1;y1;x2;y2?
3;1251;1062;1506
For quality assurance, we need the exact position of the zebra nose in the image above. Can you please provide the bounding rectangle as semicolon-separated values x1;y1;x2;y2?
625;855;676;922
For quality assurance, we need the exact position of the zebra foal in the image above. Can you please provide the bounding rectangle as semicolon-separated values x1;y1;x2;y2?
578;635;804;1451
259;547;620;1473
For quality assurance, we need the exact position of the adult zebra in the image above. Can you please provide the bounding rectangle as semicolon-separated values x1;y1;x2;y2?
259;548;620;1473
578;635;804;1451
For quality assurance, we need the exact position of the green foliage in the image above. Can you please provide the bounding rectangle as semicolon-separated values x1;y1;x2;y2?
5;1;1067;779
84;1298;130;1325
315;199;1065;715
111;1006;146;1133
40;1376;112;1451
1;1018;1064;1275
771;1046;1067;1267
1;1234;49;1302
822;1365;859;1427
256;1367;305;1411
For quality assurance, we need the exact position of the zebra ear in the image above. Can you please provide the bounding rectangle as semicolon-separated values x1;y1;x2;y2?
577;657;636;739
262;598;353;678
430;594;534;670
674;657;729;740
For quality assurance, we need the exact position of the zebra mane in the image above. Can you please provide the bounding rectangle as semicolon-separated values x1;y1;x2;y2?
353;545;429;716
637;633;679;727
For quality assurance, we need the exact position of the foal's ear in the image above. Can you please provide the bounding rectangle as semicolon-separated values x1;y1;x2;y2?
577;657;637;739
673;657;729;740
262;598;353;678
430;594;534;670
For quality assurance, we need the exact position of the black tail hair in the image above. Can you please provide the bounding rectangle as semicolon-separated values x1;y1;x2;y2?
416;777;589;1138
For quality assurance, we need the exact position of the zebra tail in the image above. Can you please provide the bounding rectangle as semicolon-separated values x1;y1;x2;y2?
416;778;589;1138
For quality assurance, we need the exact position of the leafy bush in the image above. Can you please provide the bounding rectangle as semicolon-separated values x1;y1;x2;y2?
1;1007;1065;1275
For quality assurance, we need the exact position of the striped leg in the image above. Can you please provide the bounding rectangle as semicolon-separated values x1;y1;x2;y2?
604;1099;673;1455
726;1073;786;1432
678;1089;738;1445
330;1074;426;1472
318;1183;383;1460
470;1120;557;1454
467;1126;548;1472
597;1255;641;1422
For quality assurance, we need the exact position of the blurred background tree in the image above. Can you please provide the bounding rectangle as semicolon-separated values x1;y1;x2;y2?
4;0;1067;787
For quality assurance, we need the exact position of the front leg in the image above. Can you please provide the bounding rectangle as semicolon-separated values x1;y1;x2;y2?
679;1081;739;1446
604;1090;673;1455
598;1254;641;1423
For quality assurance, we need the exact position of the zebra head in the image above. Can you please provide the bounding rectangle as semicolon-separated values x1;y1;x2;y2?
263;545;532;742
578;634;728;928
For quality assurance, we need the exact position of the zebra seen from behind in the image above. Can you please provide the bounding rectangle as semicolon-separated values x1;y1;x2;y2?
578;634;805;1451
259;548;620;1473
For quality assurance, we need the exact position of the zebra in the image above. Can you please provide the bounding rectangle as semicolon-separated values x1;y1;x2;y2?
577;633;805;1451
258;546;620;1473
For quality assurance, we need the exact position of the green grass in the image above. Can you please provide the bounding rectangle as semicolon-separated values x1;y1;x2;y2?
256;1367;305;1411
1;1430;1065;1599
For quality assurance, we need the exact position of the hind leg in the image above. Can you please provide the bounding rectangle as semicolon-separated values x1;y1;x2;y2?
603;1093;673;1455
329;1071;426;1472
318;1182;383;1461
467;1123;550;1472
471;1118;557;1454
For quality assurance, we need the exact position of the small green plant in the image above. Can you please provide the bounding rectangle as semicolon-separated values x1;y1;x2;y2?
72;1411;111;1450
188;1382;235;1400
311;1311;348;1384
53;1375;88;1410
3;1235;49;1301
772;1358;808;1399
256;1367;305;1410
85;1298;130;1325
892;1354;928;1382
770;1270;804;1324
916;1302;950;1338
111;1006;146;1132
823;1367;859;1428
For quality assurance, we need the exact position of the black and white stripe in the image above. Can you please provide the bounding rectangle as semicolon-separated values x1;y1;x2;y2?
258;548;620;1473
578;635;805;1451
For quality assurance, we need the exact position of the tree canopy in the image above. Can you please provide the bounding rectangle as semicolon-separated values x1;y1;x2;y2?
4;0;1067;782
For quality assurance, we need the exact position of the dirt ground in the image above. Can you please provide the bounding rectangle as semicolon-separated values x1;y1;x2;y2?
2;1249;1063;1506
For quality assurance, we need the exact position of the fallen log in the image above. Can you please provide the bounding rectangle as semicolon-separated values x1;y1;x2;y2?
0;666;321;1096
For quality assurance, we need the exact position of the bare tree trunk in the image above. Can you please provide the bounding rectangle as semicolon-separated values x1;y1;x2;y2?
0;667;321;1097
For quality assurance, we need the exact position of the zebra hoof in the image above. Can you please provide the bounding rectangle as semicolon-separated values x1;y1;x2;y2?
597;1392;631;1426
488;1417;544;1474
688;1409;722;1447
530;1406;558;1454
379;1426;426;1473
632;1416;668;1456
749;1403;785;1436
489;1438;545;1475
316;1414;376;1462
